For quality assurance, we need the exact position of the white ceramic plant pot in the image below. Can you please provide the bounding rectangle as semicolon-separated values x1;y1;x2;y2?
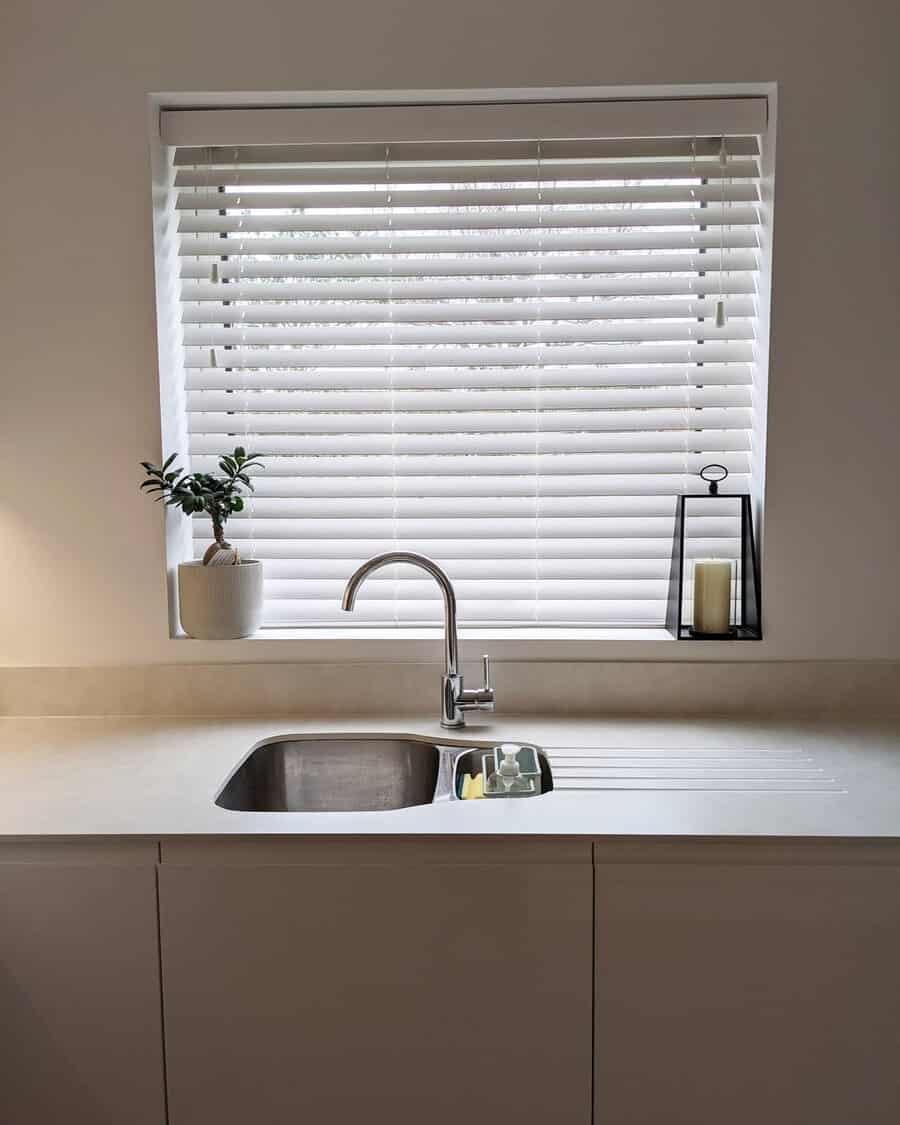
177;560;264;640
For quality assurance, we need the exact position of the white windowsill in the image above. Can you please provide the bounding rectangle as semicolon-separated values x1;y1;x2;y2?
237;627;675;642
173;627;674;642
167;625;771;663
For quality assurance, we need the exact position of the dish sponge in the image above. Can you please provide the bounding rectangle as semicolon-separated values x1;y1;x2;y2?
460;773;484;800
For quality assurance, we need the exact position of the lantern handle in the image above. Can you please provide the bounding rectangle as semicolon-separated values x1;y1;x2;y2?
699;463;729;495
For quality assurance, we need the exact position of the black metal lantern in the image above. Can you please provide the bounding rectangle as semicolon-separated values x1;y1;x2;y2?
665;465;762;640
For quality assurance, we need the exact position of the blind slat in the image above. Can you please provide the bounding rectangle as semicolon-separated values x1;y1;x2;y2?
177;229;758;256
189;450;752;476
180;296;757;325
188;413;752;440
197;514;738;538
177;183;760;211
258;599;671;626
261;557;677;579
181;276;758;302
186;534;743;560
187;385;752;412
187;362;754;391
216;495;737;518
264;579;674;601
177;205;760;235
173;136;760;165
188;429;751;456
186;320;756;348
173;158;759;188
187;342;754;368
177;249;759;280
200;473;753;500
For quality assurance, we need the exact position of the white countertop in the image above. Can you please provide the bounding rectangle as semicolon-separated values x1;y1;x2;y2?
1;714;899;839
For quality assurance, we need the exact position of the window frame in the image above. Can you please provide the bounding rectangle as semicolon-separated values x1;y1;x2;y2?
148;83;777;655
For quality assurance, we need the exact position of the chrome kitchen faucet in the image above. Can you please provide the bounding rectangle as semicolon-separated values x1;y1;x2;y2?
341;552;495;728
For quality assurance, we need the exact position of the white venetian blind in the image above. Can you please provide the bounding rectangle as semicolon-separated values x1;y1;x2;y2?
165;99;767;629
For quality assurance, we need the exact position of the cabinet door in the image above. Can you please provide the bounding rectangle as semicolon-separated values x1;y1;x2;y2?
160;848;592;1125
595;851;900;1125
0;843;166;1125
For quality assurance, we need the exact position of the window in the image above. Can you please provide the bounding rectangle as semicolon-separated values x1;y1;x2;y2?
157;94;771;632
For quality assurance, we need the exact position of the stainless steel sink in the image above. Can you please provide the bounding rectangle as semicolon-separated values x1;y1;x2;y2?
216;734;553;812
216;736;447;812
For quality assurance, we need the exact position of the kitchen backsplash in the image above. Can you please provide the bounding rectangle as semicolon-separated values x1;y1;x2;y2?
1;661;898;718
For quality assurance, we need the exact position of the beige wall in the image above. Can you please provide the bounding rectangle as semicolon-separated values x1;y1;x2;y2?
2;0;898;668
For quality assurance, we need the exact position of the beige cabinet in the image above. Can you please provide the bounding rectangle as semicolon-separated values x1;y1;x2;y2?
159;839;593;1125
7;832;897;1125
0;841;166;1125
594;842;900;1125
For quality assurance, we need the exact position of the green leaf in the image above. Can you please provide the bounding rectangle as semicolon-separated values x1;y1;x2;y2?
144;445;265;510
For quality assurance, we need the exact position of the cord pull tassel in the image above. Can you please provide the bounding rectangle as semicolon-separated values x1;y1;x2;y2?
715;299;726;328
210;260;219;283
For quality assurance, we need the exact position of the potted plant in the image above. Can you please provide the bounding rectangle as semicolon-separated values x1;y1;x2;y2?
140;447;265;639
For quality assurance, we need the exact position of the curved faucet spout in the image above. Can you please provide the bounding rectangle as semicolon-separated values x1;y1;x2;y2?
342;551;459;677
341;551;493;729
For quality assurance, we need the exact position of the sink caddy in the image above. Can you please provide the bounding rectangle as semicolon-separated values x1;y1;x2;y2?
450;742;547;801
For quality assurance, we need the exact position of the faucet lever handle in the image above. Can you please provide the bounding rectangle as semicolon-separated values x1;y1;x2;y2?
455;653;495;715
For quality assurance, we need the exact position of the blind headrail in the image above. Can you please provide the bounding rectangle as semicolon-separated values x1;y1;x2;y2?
160;96;768;147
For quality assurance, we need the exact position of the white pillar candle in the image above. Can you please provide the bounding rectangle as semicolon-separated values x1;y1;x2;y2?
692;559;733;634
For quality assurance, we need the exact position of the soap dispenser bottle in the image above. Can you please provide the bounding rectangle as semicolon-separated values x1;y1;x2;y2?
484;744;534;796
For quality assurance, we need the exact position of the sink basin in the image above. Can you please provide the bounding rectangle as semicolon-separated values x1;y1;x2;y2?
216;736;444;812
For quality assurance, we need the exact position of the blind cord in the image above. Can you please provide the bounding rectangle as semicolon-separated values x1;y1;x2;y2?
535;139;544;625
386;143;398;627
716;137;728;328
